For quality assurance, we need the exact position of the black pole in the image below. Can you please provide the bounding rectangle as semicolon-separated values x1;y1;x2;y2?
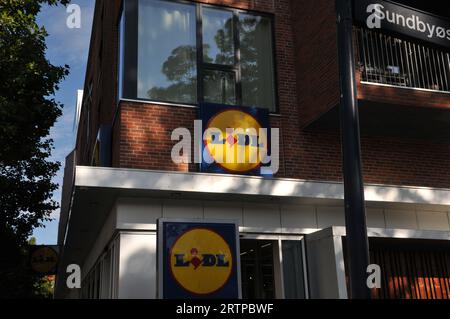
335;0;371;299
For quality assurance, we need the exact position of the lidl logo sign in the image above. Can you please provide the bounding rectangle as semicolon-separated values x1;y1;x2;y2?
200;103;273;175
170;228;232;295
29;245;59;275
159;220;240;298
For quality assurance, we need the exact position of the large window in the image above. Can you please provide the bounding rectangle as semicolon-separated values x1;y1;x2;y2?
138;0;197;103
120;0;277;112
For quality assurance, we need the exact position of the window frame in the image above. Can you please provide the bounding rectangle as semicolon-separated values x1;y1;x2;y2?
120;0;279;113
117;1;125;104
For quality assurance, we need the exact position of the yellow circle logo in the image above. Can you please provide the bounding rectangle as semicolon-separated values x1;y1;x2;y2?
205;109;267;173
30;247;58;274
170;228;233;295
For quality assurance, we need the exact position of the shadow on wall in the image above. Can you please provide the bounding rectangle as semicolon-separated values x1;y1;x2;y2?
119;245;157;299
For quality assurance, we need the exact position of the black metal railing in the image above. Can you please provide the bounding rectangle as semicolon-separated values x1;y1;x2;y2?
354;27;450;93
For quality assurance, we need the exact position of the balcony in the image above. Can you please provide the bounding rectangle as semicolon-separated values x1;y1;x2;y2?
354;27;450;94
303;26;450;140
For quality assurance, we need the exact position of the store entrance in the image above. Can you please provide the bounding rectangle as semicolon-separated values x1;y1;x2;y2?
240;239;276;299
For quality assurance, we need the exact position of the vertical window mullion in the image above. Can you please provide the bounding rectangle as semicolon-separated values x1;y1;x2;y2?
234;10;242;106
117;2;124;102
197;4;204;104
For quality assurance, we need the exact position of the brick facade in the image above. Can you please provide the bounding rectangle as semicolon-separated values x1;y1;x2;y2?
77;0;450;189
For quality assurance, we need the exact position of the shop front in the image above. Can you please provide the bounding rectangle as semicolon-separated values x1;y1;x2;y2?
55;165;450;299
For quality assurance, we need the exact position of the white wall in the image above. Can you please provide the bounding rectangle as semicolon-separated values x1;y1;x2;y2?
118;232;157;299
114;197;450;234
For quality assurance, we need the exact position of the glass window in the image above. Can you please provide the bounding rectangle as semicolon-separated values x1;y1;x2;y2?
138;0;197;103
203;69;236;105
281;240;306;298
240;14;276;111
125;1;276;111
202;8;234;65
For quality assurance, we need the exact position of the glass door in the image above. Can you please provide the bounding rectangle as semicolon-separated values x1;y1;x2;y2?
239;236;308;299
240;239;276;299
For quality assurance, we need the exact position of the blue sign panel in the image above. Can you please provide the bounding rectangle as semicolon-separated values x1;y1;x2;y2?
158;219;240;299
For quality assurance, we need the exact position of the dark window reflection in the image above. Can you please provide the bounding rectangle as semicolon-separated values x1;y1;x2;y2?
240;14;276;111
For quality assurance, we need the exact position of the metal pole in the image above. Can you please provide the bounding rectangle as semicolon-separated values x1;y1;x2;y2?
335;0;371;299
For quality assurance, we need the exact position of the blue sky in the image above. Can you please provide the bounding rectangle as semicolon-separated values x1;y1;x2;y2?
32;1;95;244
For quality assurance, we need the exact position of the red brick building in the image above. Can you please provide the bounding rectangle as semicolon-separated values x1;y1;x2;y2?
56;0;450;299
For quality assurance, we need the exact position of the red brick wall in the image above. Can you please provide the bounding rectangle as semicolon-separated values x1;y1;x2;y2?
291;0;341;128
116;102;195;171
76;0;122;165
360;136;450;187
82;0;450;189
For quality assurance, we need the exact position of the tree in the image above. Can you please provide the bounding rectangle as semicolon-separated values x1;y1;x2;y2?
0;0;69;298
147;45;199;102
